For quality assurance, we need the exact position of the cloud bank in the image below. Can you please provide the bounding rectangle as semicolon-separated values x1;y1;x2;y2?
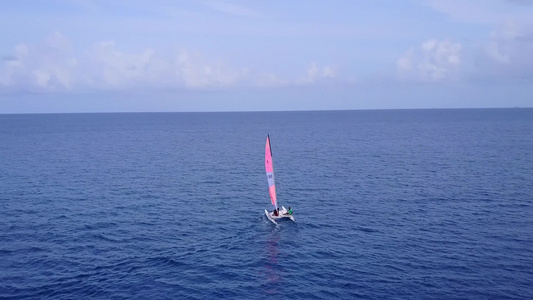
396;39;462;81
483;23;533;80
0;32;339;93
1;25;532;95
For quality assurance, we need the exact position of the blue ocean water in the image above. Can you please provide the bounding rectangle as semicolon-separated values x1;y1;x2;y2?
1;109;532;299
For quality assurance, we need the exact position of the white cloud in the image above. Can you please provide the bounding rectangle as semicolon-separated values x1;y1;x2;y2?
394;23;533;83
84;41;154;88
322;66;335;78
486;42;510;64
0;33;251;92
482;23;533;79
253;73;288;87
299;62;336;84
0;32;77;90
251;62;337;87
396;39;462;81
425;1;533;81
171;51;248;88
306;62;319;81
0;33;346;93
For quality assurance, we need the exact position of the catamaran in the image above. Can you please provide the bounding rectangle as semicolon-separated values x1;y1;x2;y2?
264;135;295;224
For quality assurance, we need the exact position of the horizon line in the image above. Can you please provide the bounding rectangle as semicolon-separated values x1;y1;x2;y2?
1;106;532;115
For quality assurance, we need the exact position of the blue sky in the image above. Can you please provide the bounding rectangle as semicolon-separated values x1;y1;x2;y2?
1;0;532;113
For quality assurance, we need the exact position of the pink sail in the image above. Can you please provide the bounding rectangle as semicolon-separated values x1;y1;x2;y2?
265;135;277;209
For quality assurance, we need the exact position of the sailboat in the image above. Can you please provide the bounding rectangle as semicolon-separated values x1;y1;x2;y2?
264;135;295;224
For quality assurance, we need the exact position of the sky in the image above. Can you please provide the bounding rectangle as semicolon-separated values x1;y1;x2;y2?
1;0;532;113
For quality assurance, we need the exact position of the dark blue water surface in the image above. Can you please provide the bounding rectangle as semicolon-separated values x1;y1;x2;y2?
1;109;532;299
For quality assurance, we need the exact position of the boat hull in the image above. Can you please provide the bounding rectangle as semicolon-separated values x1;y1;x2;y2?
265;206;295;223
265;209;278;224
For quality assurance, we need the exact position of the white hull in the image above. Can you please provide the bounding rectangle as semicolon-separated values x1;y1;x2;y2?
265;209;278;224
265;206;295;224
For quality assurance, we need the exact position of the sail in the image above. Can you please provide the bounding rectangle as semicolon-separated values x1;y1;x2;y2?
265;135;277;209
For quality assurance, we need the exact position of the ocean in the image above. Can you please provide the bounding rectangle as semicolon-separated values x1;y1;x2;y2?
1;109;532;299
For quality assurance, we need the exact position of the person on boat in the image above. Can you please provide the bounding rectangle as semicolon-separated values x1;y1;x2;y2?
273;208;279;216
284;207;293;215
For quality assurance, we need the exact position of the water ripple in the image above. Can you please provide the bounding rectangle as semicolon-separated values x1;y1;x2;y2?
1;110;533;299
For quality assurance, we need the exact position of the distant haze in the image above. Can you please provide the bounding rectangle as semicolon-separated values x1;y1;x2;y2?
1;0;532;113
